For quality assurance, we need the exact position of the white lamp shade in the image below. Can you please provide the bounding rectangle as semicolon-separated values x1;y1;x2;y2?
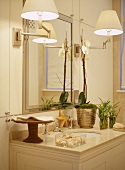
32;22;57;44
94;10;123;36
21;0;59;21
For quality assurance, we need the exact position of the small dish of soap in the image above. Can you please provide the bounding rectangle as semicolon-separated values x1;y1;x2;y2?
55;132;86;148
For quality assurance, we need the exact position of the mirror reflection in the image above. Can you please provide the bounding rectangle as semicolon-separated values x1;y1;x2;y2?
46;19;71;90
23;14;73;114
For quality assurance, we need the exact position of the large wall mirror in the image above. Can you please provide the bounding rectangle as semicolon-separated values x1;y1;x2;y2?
23;14;73;114
120;0;125;90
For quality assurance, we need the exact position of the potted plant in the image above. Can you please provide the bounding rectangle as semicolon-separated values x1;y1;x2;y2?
39;96;54;111
97;99;120;129
75;92;97;128
97;99;110;129
74;36;97;128
53;36;73;110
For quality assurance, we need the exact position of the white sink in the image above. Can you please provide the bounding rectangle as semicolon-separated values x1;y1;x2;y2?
62;129;101;138
72;131;100;138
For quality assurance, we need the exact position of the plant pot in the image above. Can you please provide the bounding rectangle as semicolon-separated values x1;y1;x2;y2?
99;117;108;129
76;108;96;128
109;117;116;128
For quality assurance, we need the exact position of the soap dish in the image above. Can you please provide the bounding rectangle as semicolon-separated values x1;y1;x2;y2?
55;132;86;148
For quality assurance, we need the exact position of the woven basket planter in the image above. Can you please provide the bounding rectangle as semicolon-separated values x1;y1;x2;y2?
77;108;96;128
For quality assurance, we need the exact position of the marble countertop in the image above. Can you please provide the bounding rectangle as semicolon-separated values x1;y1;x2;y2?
10;128;125;157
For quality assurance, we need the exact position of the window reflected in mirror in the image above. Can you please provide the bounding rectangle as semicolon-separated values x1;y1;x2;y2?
46;19;71;90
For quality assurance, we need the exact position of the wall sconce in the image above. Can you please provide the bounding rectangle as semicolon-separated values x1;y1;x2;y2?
13;22;57;45
21;0;59;21
94;10;123;48
21;0;59;44
22;22;57;44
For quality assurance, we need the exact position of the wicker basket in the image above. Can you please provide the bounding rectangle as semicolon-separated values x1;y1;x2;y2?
77;108;96;128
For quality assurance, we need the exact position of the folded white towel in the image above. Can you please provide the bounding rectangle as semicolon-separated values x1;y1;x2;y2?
14;116;54;121
113;122;125;129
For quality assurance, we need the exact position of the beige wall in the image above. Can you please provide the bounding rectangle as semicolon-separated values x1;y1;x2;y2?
112;0;125;124
0;0;22;116
0;0;10;115
0;0;22;170
0;0;113;170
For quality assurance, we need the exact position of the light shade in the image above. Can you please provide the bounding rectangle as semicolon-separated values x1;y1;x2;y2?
32;22;57;44
94;10;123;36
21;0;59;21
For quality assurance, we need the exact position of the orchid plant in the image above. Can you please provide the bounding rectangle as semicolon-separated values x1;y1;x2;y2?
82;39;91;60
52;36;73;109
58;43;71;61
58;37;71;93
78;36;91;104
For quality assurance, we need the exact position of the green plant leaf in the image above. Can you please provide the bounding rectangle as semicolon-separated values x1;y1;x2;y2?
59;91;69;104
41;97;45;104
78;92;86;105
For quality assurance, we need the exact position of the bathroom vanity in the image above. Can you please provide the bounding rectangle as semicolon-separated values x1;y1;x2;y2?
9;128;125;170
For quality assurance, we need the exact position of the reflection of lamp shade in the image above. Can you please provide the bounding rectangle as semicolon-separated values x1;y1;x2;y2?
21;0;59;21
94;10;123;36
32;22;57;44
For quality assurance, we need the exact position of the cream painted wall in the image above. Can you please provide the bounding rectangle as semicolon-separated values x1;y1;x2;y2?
0;0;113;170
0;0;10;115
0;0;22;170
9;0;22;115
0;0;22;116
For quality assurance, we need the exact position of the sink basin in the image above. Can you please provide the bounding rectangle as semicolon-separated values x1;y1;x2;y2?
62;129;101;138
72;131;100;138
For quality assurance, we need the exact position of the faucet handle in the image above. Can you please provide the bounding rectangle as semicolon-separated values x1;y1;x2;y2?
5;111;10;122
69;117;74;129
5;111;10;116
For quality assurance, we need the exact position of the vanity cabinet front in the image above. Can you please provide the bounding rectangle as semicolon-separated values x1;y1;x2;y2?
10;137;125;170
10;151;73;170
10;144;74;170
